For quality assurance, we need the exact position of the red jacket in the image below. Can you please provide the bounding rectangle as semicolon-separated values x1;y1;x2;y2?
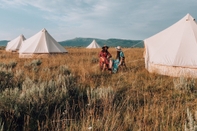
99;50;112;65
99;50;112;58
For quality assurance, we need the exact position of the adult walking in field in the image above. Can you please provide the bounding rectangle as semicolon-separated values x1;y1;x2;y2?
110;46;126;73
99;45;112;72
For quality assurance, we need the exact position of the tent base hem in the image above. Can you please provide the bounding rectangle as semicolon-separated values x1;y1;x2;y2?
6;49;18;52
19;53;68;58
146;62;197;78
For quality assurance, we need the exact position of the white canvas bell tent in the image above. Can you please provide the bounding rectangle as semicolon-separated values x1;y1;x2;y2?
6;35;26;52
86;39;101;48
144;13;197;77
19;28;68;58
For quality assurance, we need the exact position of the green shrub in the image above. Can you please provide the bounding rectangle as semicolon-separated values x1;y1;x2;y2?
8;61;17;68
91;57;98;63
0;68;88;130
31;59;42;66
173;77;195;92
0;67;14;91
59;65;71;75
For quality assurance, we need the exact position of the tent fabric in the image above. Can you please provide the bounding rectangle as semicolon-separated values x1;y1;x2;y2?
144;14;197;77
19;28;67;57
19;53;67;58
86;40;101;48
147;62;197;78
6;35;26;52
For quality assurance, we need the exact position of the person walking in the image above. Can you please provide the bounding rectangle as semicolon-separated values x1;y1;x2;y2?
99;45;112;71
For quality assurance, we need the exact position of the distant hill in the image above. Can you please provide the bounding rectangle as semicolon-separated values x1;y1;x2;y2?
59;38;144;48
0;38;144;48
0;40;9;46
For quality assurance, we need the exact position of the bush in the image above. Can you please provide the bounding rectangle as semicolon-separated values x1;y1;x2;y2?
31;59;42;66
0;67;14;91
59;65;71;75
91;57;99;63
173;77;195;92
0;69;88;130
8;61;17;68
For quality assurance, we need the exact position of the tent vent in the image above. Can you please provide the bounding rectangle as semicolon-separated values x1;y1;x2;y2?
42;28;47;32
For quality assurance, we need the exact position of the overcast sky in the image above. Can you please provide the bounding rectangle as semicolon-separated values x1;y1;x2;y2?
0;0;196;41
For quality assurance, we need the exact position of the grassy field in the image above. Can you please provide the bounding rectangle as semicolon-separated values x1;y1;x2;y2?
0;47;196;131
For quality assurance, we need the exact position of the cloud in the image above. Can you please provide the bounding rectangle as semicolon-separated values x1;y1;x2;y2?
1;0;23;6
0;0;197;40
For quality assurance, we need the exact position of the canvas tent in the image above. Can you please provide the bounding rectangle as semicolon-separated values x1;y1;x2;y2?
19;28;68;58
144;13;197;77
6;35;26;52
86;39;101;48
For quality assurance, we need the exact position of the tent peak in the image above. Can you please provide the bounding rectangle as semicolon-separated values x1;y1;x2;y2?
186;13;191;16
42;28;47;32
185;13;195;21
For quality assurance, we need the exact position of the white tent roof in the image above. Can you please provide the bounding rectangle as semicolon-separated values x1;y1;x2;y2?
19;28;67;54
86;39;101;48
6;35;26;51
144;14;197;77
145;13;197;67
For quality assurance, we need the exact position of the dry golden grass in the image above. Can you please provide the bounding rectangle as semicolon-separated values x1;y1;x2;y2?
0;47;197;130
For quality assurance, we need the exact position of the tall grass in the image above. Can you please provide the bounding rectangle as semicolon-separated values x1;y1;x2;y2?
0;47;196;130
